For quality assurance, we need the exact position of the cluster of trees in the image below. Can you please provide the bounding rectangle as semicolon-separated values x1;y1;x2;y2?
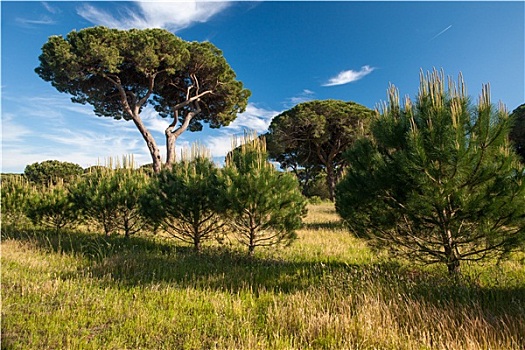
2;140;306;255
30;27;525;273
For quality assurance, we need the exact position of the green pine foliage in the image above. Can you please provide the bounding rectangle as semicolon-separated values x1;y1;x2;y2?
265;100;374;201
336;69;525;274
143;146;226;252
509;103;525;162
224;134;307;255
0;175;34;229
27;181;78;233
24;160;83;186
36;27;250;172
69;157;151;237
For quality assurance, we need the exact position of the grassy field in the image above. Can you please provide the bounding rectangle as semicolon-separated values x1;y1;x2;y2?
2;203;524;349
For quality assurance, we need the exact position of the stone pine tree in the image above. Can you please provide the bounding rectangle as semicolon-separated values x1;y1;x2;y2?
265;100;374;201
143;145;226;252
35;27;250;173
223;134;307;255
24;160;83;186
336;69;525;275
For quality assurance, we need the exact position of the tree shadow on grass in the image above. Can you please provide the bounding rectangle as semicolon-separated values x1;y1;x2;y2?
3;227;525;329
303;220;344;231
2;226;400;293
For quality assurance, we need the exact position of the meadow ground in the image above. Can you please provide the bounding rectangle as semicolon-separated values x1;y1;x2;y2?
2;203;524;349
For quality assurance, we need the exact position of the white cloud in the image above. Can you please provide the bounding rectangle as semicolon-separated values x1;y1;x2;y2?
204;134;236;159
42;2;60;14
323;65;375;87
1;94;154;172
141;106;170;135
1;122;153;172
15;16;56;26
77;1;230;31
286;89;316;107
200;103;280;158
224;103;280;133
1;113;32;143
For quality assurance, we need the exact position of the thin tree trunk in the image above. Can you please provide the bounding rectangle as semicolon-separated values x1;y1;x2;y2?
193;220;201;253
165;111;197;167
107;74;163;173
165;130;177;167
131;116;163;173
444;228;460;275
326;165;336;202
447;259;460;275
248;234;255;256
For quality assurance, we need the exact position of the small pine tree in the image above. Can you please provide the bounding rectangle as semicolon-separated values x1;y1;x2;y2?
336;69;525;275
0;175;34;230
70;156;150;237
27;180;78;233
143;145;226;252
223;133;307;255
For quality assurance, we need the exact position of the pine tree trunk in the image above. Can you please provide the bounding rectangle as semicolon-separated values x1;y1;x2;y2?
165;112;195;168
447;259;460;275
249;229;256;256
193;238;200;253
444;230;460;275
193;221;201;253
326;165;336;202
131;116;163;173
165;131;177;167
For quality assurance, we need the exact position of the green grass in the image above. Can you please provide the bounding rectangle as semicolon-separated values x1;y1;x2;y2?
2;203;524;349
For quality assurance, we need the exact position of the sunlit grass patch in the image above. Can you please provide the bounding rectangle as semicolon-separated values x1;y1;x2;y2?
2;203;524;349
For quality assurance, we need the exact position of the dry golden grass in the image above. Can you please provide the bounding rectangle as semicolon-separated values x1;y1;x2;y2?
2;203;524;349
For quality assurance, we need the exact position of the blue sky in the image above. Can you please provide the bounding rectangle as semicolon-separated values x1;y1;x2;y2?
2;1;524;173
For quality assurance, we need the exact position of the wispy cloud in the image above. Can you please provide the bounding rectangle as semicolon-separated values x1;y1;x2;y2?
198;103;280;158
285;89;316;107
1;94;152;172
2;94;279;172
14;2;59;28
15;16;56;26
323;65;375;87
430;25;453;41
42;2;60;14
77;1;230;31
141;106;170;135
223;104;280;133
1;113;32;143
